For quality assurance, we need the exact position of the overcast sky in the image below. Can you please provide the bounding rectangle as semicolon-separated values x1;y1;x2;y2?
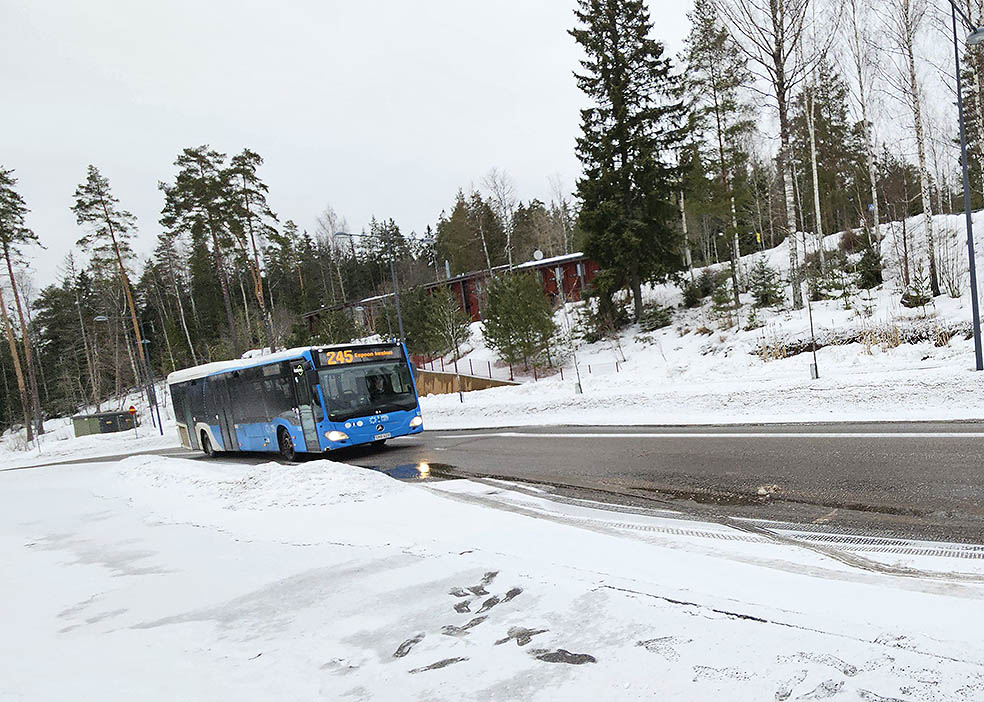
3;1;693;288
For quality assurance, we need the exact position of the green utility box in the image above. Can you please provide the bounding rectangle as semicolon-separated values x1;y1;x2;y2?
71;411;136;438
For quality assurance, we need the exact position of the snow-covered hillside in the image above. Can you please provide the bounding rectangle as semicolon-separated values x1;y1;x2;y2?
420;213;984;429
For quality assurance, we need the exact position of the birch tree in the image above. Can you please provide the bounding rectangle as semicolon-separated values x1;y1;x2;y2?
716;0;829;309
315;205;349;302
881;0;940;296
844;0;882;262
685;0;754;304
483;168;518;268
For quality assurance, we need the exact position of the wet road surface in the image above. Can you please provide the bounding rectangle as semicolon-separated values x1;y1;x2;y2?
11;421;984;542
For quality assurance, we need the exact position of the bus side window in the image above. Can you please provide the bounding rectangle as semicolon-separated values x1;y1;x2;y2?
262;375;294;422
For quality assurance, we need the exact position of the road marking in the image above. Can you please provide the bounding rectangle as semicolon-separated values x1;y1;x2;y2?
438;431;984;440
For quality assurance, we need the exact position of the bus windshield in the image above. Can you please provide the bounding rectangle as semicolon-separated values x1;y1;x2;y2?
317;360;417;421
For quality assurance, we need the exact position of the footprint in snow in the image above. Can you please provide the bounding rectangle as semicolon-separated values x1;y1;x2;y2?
692;665;752;681
530;648;596;665
795;680;844;700
779;652;858;677
502;587;523;602
636;636;692;662
774;670;808;701
858;690;907;702
495;626;548;647
393;633;425;658
409;657;469;674
477;595;500;614
441;616;487;637
453;600;472;613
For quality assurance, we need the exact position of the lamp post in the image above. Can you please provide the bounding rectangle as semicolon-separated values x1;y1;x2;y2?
140;338;164;436
334;231;405;343
948;0;984;370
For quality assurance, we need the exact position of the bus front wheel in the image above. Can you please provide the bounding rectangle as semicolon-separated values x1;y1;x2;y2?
201;432;216;458
278;428;297;462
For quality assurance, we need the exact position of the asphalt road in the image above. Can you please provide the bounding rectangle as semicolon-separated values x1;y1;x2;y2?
341;422;984;543
14;421;984;543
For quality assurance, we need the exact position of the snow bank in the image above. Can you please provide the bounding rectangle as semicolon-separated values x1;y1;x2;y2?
117;454;405;510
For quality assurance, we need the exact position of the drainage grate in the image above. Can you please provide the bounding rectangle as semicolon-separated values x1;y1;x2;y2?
567;516;984;560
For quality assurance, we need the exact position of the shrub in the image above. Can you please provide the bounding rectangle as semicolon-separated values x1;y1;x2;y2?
856;240;883;290
681;269;715;308
743;307;764;331
639;303;673;332
749;257;783;308
839;228;862;253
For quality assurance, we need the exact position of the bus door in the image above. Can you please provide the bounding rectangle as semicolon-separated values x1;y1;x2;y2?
207;375;236;451
291;361;321;452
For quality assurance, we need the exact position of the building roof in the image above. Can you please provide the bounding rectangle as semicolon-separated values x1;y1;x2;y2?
514;252;586;270
302;252;591;319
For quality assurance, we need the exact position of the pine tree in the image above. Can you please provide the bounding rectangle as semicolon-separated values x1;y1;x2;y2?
570;0;686;321
72;165;149;397
160;146;241;355
0;171;45;435
0;168;35;438
227;148;278;351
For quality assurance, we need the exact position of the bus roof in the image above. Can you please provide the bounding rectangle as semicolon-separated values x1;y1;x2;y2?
165;342;401;386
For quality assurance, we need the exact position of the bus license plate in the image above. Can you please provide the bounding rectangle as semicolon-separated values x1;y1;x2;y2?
374;432;391;440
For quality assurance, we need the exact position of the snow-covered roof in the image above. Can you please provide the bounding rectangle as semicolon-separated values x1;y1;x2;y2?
165;342;400;386
513;252;586;270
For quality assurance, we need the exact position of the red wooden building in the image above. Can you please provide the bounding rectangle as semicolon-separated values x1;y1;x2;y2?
303;252;600;334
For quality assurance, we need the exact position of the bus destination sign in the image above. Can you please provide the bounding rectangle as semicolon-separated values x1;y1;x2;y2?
317;346;401;367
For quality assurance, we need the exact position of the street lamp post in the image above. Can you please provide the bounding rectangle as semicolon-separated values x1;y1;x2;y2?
334;232;405;343
140;338;164;436
948;0;984;371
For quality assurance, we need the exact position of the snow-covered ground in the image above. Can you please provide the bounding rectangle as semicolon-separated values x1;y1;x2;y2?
2;453;982;700
0;383;180;470
420;213;984;429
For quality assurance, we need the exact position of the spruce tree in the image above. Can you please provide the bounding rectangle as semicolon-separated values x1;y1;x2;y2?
483;273;556;369
570;0;686;321
749;257;783;308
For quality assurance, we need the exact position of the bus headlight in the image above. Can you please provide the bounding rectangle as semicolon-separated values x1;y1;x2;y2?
326;430;349;442
409;416;423;428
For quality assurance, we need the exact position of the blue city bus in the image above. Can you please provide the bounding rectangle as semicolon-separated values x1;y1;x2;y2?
166;342;423;460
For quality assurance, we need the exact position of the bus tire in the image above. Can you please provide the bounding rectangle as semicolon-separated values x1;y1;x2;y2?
201;431;216;458
278;428;297;462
